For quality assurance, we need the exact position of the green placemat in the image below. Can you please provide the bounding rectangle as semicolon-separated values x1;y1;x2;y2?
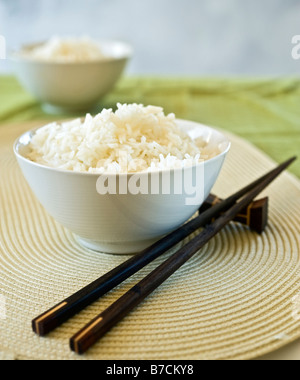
0;75;299;177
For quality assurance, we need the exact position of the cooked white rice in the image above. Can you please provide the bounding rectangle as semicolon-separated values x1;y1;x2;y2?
27;104;218;174
23;36;106;62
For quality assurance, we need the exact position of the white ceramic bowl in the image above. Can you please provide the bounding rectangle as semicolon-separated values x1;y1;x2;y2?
11;40;133;113
14;120;230;255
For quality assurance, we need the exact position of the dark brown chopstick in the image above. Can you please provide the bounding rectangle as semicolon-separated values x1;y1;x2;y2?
32;157;295;337
70;157;296;354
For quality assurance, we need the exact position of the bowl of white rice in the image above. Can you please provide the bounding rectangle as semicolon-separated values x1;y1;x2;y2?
14;104;231;254
11;36;133;113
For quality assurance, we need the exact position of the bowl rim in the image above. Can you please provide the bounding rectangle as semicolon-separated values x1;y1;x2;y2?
10;39;134;65
14;119;231;178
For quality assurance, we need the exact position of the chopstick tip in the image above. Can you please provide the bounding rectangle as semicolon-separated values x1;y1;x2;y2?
32;318;45;337
70;338;84;355
276;156;297;173
285;156;297;165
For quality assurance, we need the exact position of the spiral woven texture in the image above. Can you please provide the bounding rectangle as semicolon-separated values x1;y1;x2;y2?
0;121;299;360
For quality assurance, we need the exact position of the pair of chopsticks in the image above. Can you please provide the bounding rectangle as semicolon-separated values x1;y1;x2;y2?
32;157;296;354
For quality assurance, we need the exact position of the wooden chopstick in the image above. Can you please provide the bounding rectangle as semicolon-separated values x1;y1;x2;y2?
32;157;295;337
70;157;296;354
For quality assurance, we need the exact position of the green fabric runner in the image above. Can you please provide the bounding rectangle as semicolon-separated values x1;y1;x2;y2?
0;75;299;177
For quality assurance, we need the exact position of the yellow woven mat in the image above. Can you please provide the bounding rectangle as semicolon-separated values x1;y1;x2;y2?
0;121;300;360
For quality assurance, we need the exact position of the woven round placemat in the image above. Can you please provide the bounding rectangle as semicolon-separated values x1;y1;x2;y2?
0;121;299;360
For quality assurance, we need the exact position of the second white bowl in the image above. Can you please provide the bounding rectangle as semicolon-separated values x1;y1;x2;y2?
12;40;133;113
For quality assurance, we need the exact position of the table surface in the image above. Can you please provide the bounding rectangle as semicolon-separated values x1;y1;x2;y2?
257;339;300;360
0;75;299;360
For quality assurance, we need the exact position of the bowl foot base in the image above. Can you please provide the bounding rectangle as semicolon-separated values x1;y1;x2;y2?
76;236;161;255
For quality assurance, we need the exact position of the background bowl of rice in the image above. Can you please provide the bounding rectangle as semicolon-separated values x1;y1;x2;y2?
14;105;230;254
11;37;133;113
